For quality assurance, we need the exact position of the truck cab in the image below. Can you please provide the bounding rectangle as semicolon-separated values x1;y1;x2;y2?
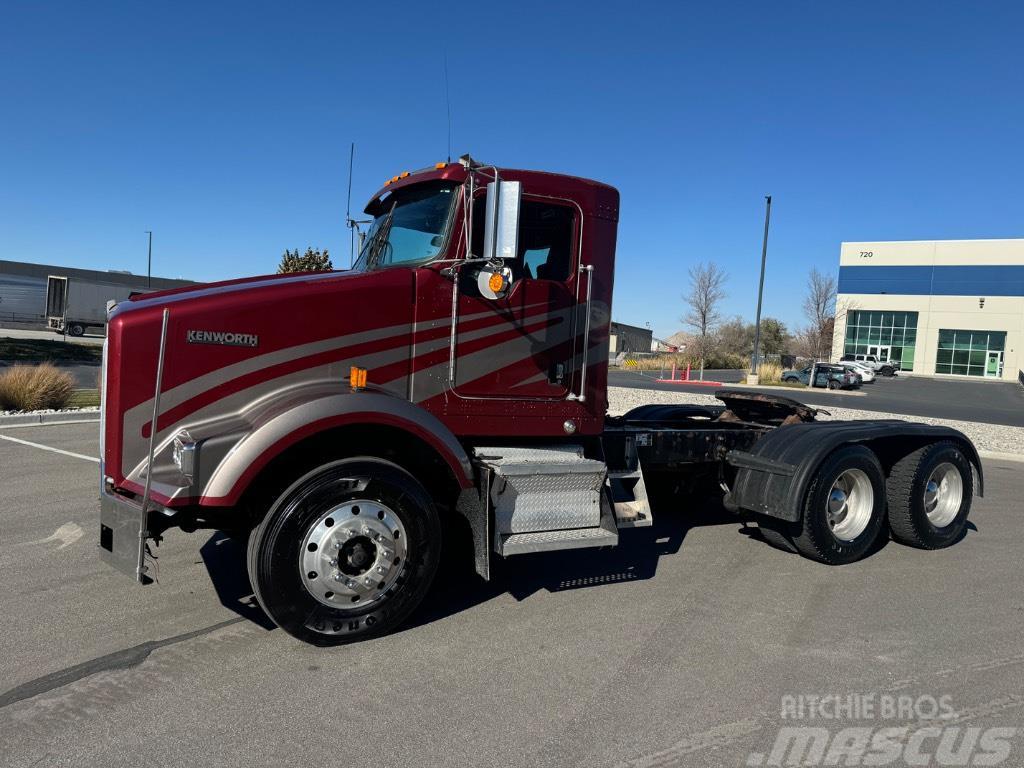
98;157;982;646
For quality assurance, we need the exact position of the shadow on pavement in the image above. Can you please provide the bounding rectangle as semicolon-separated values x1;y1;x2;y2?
199;534;276;631
194;496;752;635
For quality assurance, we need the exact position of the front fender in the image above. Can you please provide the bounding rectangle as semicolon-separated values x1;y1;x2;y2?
200;391;473;506
726;420;984;522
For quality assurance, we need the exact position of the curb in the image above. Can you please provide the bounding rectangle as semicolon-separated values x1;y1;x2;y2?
0;410;100;429
654;379;724;386
977;450;1024;465
721;382;867;397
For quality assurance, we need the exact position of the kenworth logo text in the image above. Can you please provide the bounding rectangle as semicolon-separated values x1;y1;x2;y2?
186;330;259;347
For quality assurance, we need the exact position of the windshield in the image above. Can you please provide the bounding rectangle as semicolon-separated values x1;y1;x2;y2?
352;181;458;271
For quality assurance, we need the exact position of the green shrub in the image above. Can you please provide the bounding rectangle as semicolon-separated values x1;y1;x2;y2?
0;364;76;411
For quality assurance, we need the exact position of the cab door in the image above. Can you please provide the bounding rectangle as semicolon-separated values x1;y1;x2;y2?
451;196;580;399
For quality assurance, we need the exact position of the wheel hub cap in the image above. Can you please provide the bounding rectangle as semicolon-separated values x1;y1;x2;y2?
826;468;874;542
300;500;408;609
924;462;963;528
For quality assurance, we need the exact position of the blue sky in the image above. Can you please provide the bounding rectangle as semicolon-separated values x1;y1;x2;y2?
2;1;1023;337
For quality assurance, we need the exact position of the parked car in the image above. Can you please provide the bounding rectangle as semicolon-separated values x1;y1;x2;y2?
841;361;875;383
840;353;899;377
782;364;860;390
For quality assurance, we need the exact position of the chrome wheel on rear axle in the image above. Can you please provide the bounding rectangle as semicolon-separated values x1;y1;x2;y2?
826;468;874;542
923;462;963;528
300;500;408;609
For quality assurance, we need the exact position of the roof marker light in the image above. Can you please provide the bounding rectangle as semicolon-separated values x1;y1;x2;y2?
400;171;410;178
435;162;447;169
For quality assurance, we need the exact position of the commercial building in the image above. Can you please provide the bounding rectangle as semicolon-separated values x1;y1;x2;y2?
609;321;654;355
832;239;1023;381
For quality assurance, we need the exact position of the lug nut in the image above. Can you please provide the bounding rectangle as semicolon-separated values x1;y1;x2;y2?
377;565;386;574
346;579;356;589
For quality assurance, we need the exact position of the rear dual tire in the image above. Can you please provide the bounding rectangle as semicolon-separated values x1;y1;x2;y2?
886;442;972;549
759;445;885;565
758;442;973;563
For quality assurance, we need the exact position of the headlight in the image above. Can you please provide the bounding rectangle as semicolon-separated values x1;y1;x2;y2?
172;431;196;483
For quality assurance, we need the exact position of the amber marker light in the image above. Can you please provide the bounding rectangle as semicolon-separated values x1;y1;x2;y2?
488;273;505;293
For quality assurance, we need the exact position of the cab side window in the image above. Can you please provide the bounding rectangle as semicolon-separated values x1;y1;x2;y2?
471;197;576;282
519;202;574;281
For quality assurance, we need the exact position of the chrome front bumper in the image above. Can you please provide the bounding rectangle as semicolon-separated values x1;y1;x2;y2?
98;487;151;584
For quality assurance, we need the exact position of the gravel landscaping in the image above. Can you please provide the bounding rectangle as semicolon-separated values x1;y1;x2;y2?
608;386;1024;457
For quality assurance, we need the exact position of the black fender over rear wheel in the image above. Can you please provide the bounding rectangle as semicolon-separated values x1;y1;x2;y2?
758;445;886;565
247;457;441;645
886;441;973;549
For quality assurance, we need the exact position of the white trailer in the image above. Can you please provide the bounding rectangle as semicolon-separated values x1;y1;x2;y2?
45;275;151;336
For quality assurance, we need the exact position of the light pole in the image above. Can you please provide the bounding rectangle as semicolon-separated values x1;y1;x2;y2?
750;195;772;382
145;231;153;288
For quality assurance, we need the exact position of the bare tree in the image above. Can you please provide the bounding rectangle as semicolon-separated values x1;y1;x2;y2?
682;262;728;379
801;268;837;361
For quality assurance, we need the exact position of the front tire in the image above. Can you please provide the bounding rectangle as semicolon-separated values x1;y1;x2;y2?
827;379;840;390
247;457;441;645
886;442;973;549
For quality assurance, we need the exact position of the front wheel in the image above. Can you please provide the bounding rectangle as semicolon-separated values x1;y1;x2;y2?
827;379;840;390
247;457;441;645
886;442;973;549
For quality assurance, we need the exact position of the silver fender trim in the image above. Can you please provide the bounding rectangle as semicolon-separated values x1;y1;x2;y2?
200;391;473;505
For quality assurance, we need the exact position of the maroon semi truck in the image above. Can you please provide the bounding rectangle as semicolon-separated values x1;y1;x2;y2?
99;157;981;645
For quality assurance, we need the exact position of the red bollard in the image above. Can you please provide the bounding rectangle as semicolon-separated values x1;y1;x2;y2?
685;363;691;381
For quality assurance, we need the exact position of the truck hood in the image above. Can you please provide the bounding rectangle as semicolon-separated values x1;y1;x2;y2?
123;269;357;310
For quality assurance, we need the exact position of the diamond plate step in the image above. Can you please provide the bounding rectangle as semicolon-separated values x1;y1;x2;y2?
475;445;607;535
497;502;619;556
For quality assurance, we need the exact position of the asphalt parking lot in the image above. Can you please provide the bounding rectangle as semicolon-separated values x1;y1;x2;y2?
610;369;1024;428
2;421;1023;767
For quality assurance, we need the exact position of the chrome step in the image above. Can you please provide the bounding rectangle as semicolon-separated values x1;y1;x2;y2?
497;501;619;556
475;445;607;535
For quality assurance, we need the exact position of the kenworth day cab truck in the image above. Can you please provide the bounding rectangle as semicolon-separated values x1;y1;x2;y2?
99;157;981;645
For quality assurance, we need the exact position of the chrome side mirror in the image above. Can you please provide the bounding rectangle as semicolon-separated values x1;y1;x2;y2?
483;180;521;263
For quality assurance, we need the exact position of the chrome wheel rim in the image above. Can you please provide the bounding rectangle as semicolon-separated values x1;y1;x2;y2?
300;500;408;609
924;462;962;528
826;468;874;541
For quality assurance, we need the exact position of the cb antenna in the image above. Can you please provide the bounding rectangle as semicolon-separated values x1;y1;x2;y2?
443;52;452;163
345;142;370;268
346;142;355;268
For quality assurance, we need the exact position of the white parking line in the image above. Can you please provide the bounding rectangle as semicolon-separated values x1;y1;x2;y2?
0;433;99;463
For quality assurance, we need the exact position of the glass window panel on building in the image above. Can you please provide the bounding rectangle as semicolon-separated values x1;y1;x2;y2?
934;330;1007;377
842;310;919;371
